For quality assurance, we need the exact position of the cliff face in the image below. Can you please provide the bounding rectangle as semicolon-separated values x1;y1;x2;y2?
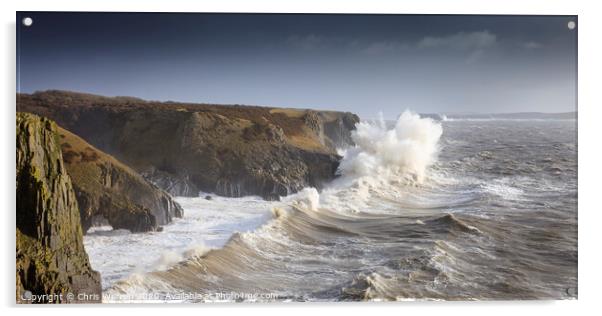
18;90;360;199
57;126;183;233
16;113;101;303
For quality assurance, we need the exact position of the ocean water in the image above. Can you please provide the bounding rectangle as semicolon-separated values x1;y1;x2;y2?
84;111;577;302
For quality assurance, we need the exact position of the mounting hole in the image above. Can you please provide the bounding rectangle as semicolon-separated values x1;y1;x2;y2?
22;17;33;27
567;21;576;30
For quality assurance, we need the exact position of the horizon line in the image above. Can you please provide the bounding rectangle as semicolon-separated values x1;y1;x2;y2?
17;89;577;117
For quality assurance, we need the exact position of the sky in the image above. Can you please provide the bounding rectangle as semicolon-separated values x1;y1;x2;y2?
17;13;577;119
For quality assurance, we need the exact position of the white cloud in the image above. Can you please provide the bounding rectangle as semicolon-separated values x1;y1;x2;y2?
286;34;324;50
417;30;497;50
286;30;499;62
360;41;410;55
523;41;543;49
465;49;486;64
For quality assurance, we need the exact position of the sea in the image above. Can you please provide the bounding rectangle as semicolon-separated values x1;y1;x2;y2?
83;111;577;302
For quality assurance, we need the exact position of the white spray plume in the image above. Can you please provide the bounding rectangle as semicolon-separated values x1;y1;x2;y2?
281;187;321;211
338;110;443;183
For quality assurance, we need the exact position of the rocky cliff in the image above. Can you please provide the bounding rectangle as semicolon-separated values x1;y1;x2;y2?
16;113;101;303
57;126;183;233
18;90;360;199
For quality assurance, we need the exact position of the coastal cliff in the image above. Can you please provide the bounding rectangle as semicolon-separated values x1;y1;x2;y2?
57;126;183;233
16;113;101;303
18;90;359;199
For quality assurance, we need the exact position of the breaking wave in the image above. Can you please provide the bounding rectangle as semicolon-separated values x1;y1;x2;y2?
339;110;442;183
91;113;577;302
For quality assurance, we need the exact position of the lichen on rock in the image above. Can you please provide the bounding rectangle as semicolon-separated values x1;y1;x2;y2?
16;112;101;303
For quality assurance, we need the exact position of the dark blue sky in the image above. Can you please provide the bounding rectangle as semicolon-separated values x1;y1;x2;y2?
17;13;577;118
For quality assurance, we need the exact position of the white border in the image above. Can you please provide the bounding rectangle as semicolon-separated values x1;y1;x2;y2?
2;1;600;315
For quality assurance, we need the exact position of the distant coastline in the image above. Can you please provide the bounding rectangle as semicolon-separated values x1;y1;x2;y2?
421;111;577;121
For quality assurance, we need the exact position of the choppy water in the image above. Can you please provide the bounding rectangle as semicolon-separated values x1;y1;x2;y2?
84;115;577;302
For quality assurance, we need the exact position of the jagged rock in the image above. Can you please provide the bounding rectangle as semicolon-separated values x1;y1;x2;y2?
16;113;101;303
140;167;198;197
57;126;183;233
17;90;360;199
323;113;359;148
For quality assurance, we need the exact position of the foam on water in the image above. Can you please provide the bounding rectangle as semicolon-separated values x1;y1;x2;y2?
84;194;279;289
481;179;525;201
282;110;445;216
85;114;577;301
339;110;442;183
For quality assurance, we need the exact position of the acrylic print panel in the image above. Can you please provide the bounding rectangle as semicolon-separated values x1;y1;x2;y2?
15;12;577;303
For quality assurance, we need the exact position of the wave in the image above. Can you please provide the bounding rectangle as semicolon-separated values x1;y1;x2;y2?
294;110;447;217
339;110;442;183
101;110;457;301
83;194;278;289
105;200;487;302
96;110;577;302
441;118;575;122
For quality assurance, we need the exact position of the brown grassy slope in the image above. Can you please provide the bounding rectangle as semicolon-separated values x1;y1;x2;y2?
57;126;183;233
17;90;360;199
17;90;355;152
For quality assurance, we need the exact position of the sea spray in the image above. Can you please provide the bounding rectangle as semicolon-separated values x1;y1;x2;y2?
339;110;443;183
281;110;444;215
150;243;212;271
281;187;321;211
152;251;184;271
84;195;277;290
95;119;577;301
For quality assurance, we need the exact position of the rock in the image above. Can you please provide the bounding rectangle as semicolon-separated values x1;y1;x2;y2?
323;112;360;148
205;195;212;200
304;110;323;132
141;167;198;197
17;90;360;200
16;113;101;303
57;126;183;233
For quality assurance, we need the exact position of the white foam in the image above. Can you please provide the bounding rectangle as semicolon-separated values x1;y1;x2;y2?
86;110;445;292
339;110;443;183
282;110;445;216
83;194;278;289
281;187;321;211
481;178;525;200
152;251;184;271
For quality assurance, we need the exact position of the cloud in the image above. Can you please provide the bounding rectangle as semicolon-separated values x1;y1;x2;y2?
465;49;486;64
286;34;325;50
286;30;499;62
360;41;410;55
359;31;497;55
417;30;497;50
522;41;543;49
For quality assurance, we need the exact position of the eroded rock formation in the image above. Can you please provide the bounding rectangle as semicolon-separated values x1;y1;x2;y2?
57;126;183;233
16;113;101;303
18;90;360;199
